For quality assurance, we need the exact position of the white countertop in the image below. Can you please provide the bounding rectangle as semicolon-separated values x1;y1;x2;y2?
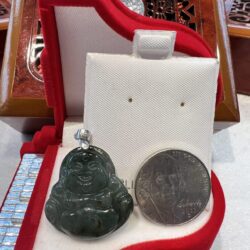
212;94;250;250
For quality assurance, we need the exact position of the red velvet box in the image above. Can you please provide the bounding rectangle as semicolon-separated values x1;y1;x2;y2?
8;0;225;249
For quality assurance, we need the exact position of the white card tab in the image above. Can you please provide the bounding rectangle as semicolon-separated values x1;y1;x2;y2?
133;30;176;59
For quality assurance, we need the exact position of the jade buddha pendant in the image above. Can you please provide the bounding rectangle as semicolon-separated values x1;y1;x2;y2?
45;144;133;238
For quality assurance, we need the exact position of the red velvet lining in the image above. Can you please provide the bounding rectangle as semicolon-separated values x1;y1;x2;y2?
15;145;59;250
20;126;60;155
39;0;223;139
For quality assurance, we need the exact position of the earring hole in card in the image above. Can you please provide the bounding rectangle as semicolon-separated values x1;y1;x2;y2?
181;102;185;107
128;97;133;103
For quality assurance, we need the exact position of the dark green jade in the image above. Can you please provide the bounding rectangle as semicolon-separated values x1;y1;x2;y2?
45;146;133;238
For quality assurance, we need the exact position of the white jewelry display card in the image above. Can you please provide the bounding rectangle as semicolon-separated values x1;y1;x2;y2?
84;53;219;197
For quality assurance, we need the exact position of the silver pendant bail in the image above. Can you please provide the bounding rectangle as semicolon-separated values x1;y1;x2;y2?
74;129;91;150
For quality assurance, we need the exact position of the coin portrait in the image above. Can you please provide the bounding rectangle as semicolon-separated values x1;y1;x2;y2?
135;150;211;225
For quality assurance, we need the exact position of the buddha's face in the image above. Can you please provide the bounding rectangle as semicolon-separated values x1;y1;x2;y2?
64;153;109;195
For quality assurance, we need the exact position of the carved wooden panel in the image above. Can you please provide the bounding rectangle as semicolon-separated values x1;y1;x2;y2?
229;0;250;26
227;0;250;37
0;0;53;123
27;19;44;82
0;0;11;30
143;0;216;52
0;0;10;19
143;0;200;30
13;0;45;98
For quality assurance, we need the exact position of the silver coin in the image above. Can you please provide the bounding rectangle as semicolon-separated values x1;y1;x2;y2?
121;0;145;15
135;150;211;225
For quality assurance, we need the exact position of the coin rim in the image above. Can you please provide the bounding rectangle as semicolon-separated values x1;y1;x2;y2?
135;149;212;226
